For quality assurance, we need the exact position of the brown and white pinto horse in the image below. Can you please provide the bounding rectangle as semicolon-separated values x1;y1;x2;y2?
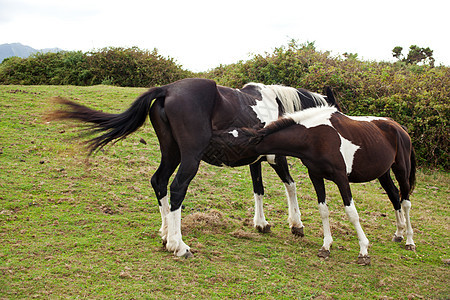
50;78;339;258
213;106;416;265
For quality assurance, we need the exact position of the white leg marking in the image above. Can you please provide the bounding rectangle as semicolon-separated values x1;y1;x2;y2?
401;200;415;248
344;200;369;256
166;207;191;257
284;182;304;229
393;209;406;241
266;154;276;165
318;202;333;251
253;193;269;230
159;196;170;242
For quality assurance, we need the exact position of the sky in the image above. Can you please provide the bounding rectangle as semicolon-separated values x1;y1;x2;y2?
0;0;449;72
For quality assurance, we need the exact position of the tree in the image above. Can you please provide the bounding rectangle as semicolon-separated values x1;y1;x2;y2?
392;45;435;67
392;46;403;59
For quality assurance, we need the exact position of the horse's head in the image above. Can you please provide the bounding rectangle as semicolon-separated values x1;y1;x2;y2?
209;127;264;165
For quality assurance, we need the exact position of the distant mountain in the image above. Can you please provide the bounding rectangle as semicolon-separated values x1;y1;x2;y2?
0;43;63;63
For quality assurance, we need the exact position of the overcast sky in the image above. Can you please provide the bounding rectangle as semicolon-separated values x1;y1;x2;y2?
1;0;448;71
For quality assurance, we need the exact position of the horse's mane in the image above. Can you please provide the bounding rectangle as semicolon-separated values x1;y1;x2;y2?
257;118;297;139
243;83;309;113
243;83;332;115
256;105;338;141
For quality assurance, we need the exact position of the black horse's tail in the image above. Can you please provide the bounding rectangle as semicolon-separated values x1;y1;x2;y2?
409;146;417;195
50;87;166;154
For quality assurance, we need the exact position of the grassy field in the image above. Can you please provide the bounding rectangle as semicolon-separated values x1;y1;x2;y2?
0;85;448;299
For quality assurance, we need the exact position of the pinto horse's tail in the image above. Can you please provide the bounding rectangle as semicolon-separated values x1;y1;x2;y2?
49;87;166;154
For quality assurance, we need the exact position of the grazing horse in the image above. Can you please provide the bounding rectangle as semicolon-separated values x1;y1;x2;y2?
50;78;339;258
212;105;416;265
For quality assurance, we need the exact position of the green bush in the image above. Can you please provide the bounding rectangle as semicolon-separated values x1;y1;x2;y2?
0;47;192;87
84;47;192;87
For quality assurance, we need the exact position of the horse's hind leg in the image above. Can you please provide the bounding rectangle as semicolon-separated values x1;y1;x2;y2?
151;148;180;245
378;171;406;243
150;100;181;245
392;166;415;250
268;156;304;236
166;156;202;258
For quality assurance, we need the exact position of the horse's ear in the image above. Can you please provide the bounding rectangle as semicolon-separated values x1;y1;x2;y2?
324;86;342;111
249;135;263;145
242;128;263;145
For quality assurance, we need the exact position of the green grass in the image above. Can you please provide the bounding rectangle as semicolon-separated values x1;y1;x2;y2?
0;85;449;299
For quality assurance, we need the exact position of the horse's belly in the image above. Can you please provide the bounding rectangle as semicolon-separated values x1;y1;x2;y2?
201;144;260;167
347;160;392;182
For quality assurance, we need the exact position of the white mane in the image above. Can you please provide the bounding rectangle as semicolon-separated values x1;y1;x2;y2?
243;83;302;113
267;85;302;113
297;89;328;107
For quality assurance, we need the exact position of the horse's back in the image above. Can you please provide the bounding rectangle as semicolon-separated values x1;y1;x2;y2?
332;114;408;182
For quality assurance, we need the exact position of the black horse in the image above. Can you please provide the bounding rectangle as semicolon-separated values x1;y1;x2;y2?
50;78;338;257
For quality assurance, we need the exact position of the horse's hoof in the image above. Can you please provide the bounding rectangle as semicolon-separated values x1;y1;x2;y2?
405;244;416;251
162;239;167;247
256;224;271;233
392;235;403;243
291;226;304;237
181;249;194;259
318;247;330;258
357;255;371;265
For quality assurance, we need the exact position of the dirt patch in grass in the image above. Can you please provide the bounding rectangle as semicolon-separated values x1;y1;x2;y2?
229;228;259;239
182;209;236;235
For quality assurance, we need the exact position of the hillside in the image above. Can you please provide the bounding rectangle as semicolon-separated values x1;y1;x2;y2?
0;43;62;62
0;85;448;298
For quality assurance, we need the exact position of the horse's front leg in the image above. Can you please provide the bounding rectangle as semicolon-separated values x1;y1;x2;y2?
250;162;271;233
269;156;304;236
344;200;370;265
284;181;304;236
336;177;370;265
309;174;332;258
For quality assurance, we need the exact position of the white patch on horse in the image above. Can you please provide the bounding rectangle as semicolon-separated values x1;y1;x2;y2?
286;106;337;128
344;200;369;256
401;200;415;248
347;115;387;122
338;134;360;175
159;195;170;242
166;207;191;257
266;154;276;164
394;209;406;240
229;129;239;137
284;182;303;230
318;202;333;251
250;85;279;124
253;193;269;230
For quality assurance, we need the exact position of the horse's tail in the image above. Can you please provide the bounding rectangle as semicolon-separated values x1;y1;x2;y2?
50;87;166;154
409;146;417;195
